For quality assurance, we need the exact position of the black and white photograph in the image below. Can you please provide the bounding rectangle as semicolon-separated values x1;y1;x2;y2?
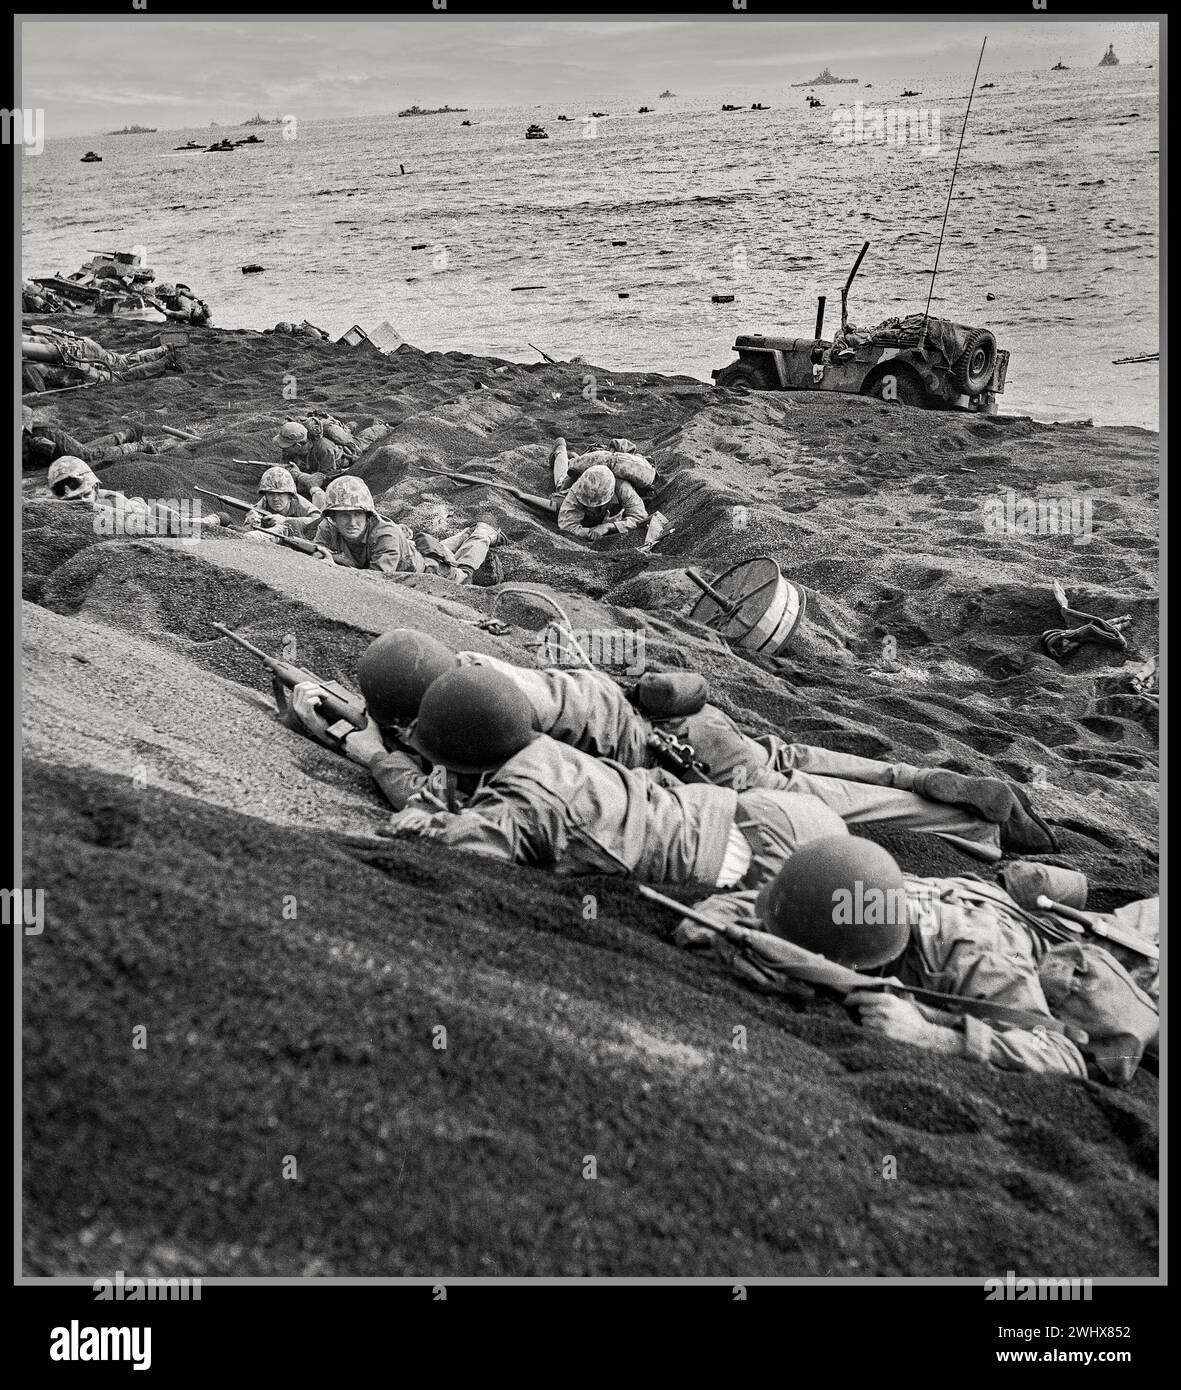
14;3;1161;1344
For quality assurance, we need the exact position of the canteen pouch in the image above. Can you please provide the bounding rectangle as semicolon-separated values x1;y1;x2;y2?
999;861;1089;909
635;672;709;718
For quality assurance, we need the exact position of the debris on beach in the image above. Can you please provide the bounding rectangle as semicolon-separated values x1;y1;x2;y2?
23;249;212;326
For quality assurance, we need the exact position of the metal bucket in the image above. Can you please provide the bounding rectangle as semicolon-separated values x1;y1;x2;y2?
687;556;808;657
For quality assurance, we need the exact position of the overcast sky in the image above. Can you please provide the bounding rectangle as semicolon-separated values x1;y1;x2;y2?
21;18;1159;137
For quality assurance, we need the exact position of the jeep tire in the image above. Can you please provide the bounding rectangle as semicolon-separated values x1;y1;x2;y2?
715;359;778;392
952;329;998;395
862;366;927;407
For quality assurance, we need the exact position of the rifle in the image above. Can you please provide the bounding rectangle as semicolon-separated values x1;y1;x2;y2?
418;465;558;515
234;456;356;478
212;623;368;737
21;383;95;398
645;729;713;785
635;884;1086;1043
1032;895;1158;962
194;487;320;556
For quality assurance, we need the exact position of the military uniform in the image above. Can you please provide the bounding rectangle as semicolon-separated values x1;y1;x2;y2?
23;422;145;469
401;732;847;886
245;492;323;540
361;658;1004;856
24;330;174;383
280;438;348;497
653;704;1003;861
414;525;500;583
676;877;1159;1079
557;479;648;538
313;514;424;575
64;489;209;536
459;654;653;764
552;439;648;538
360;656;648;811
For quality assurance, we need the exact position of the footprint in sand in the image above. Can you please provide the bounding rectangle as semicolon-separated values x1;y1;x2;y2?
1027;718;1087;748
1101;531;1158;552
1077;714;1139;742
1065;756;1154;780
958;727;1016;757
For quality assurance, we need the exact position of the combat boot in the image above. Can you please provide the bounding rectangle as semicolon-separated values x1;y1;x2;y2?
912;769;1015;824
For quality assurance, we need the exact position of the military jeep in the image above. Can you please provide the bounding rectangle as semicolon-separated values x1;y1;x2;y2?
712;242;1009;413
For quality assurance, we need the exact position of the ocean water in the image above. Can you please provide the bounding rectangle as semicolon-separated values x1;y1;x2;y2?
23;66;1159;428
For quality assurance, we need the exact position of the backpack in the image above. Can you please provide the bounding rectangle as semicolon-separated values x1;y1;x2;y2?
1038;941;1158;1085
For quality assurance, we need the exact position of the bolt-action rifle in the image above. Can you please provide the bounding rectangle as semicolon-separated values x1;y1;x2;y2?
636;884;1087;1043
194;487;321;555
212;623;368;740
418;465;558;515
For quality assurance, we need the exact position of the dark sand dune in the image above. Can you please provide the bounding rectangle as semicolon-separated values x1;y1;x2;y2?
22;316;1158;1275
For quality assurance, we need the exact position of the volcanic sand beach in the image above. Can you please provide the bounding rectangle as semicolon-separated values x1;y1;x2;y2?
22;316;1158;1276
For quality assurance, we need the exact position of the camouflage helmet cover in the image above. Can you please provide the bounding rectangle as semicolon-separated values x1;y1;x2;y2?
258;466;297;495
322;475;377;514
47;456;100;495
569;463;616;508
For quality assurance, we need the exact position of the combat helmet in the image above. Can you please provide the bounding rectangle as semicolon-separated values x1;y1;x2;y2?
273;420;308;449
757;836;911;970
258;466;297;495
569;464;616;508
47;456;100;499
358;629;459;726
411;667;537;773
322;476;377;514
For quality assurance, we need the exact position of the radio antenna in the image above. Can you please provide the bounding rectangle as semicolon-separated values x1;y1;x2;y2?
922;35;987;329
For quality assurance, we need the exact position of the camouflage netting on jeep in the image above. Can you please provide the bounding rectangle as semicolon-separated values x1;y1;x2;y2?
869;314;968;362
